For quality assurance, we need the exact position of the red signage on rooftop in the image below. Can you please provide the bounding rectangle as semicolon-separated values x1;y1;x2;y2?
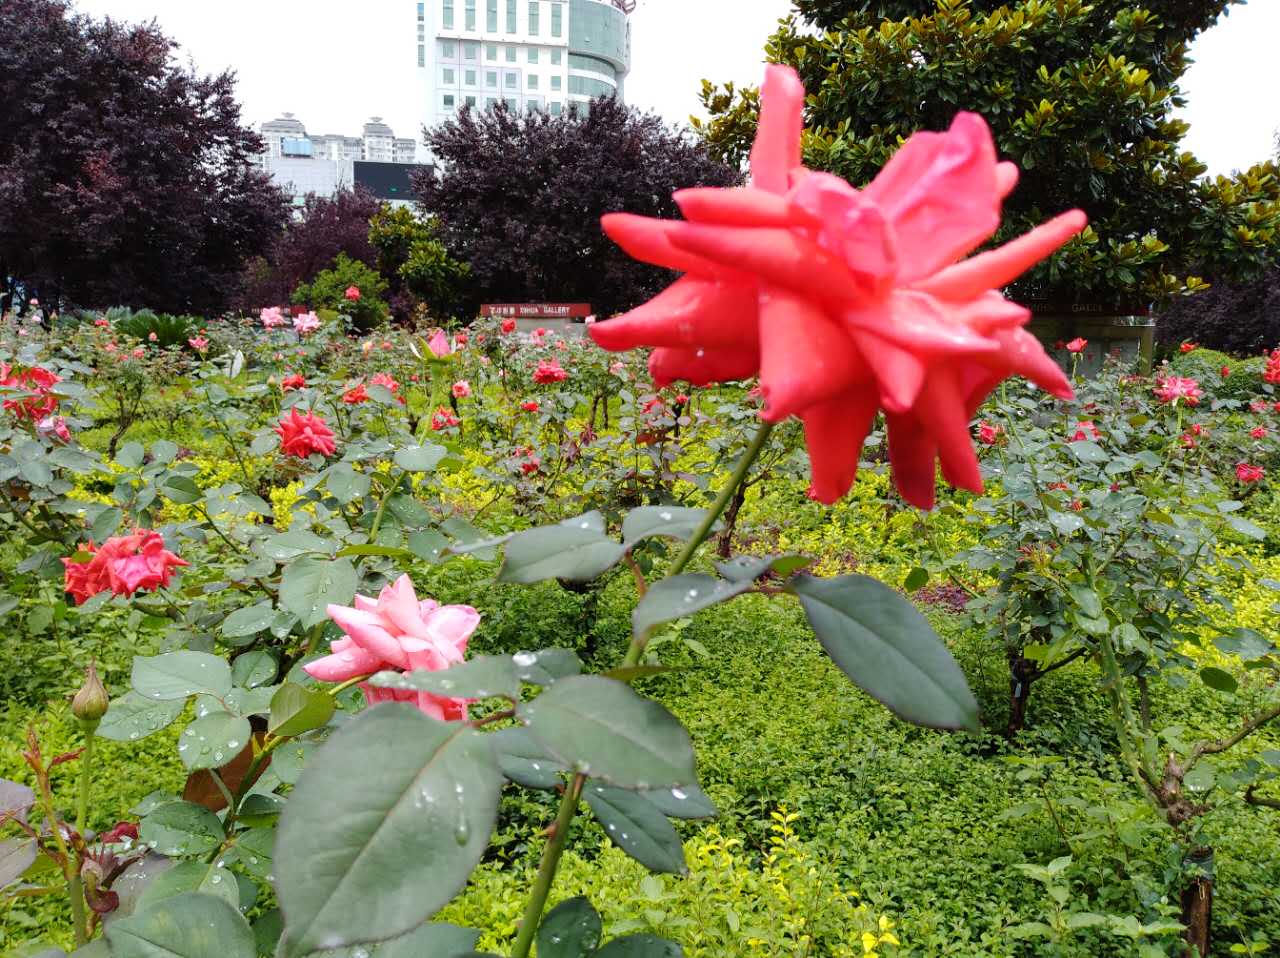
481;303;592;319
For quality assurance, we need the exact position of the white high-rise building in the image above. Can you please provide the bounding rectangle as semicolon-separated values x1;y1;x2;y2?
416;0;632;128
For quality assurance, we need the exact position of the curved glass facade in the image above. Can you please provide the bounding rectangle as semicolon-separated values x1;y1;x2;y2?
568;0;629;73
567;75;616;98
568;53;616;81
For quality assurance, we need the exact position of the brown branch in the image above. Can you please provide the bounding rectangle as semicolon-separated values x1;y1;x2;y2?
1185;702;1280;774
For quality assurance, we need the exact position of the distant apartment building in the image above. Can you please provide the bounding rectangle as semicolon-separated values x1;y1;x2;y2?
416;0;633;129
256;114;422;208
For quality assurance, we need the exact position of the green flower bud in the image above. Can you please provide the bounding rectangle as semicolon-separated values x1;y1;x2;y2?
72;662;109;724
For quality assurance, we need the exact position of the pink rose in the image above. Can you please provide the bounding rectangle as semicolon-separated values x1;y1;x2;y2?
452;380;472;398
293;311;320;335
427;330;453;358
345;286;361;301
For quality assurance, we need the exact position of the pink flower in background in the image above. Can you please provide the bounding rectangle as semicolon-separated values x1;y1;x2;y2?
1264;350;1280;384
293;311;320;335
1070;420;1101;442
587;64;1084;509
345;286;361;301
1154;376;1202;406
381;340;393;350
609;361;625;376
521;456;541;475
188;336;209;352
455;331;469;346
94;318;110;328
147;332;157;342
37;415;72;442
1250;426;1268;439
1;363;60;420
1180;433;1198;449
342;383;369;404
281;374;306;391
304;574;480;720
533;359;567;384
130;347;145;359
276;409;337;457
62;529;188;605
1250;400;1268;413
1236;462;1265;484
431;407;460;430
427;329;453;357
371;372;401;393
452;380;472;398
976;421;1001;445
261;306;287;329
1065;338;1087;354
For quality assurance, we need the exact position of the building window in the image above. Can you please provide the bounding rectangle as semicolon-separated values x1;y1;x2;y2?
465;0;477;29
551;1;562;37
550;47;562;65
486;0;497;31
464;41;478;59
442;0;454;29
504;97;518;111
505;0;516;33
465;68;477;85
486;43;498;60
551;74;561;90
417;44;425;67
505;45;517;62
440;40;455;58
528;74;539;89
466;95;478;107
417;2;425;21
528;0;540;35
528;47;539;64
443;94;455;108
505;70;518;88
550;100;562;115
486;70;498;87
443;68;455;83
486;96;498;108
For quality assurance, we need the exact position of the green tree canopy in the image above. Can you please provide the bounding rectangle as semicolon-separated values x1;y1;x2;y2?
696;0;1280;305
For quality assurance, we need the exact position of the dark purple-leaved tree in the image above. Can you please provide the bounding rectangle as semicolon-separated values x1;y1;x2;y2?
413;98;741;318
237;187;382;311
0;0;289;315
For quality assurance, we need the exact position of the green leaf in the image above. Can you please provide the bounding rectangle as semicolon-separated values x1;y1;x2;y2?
268;682;336;737
134;861;239;912
150;440;180;465
1199;667;1238;694
1068;583;1103;619
621;507;706;545
90;506;123;543
1227;515;1266;540
116;442;145;469
132;652;232;701
335;544;415;559
408;530;451;563
1069;440;1108;464
97;692;186;742
594;935;684;957
789;574;979;732
221;600;277;639
583;785;686;875
279;557;357;628
1184;762;1217;792
106;892;254;958
325;464;371;504
259;528;333;561
640;783;717;820
1214;629;1276;662
321;923;483;958
519;676;696;789
275;705;503;957
715;554;810;583
231;650;278;689
394;444;448;473
512;648;582;686
631;574;750;636
536;897;602;958
178;712;252;771
225;686;276;717
139;802;224;856
498;512;626;584
0;838;36;888
227;828;275;882
369;655;519;701
161;475;204;504
491;727;566;790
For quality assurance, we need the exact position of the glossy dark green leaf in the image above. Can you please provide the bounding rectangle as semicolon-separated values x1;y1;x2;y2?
631;574;750;636
1068;440;1107;464
319;923;482;958
715;554;809;583
139;802;224;856
1227;515;1266;540
1199;667;1239;693
106;892;254;958
491;727;566;790
584;784;686;874
97;693;187;742
498;512;625;584
276;705;503;957
369;655;519;701
394;444;448;473
408;529;451;563
621;507;706;545
789;574;979;732
512;648;582;686
594;934;684;956
639;783;717;820
259;528;333;561
279;557;357;628
231;650;279;689
268;682;335;737
134;860;239;912
1214;629;1276;661
0;838;36;888
178;712;252;771
222;601;277;639
132;652;231;701
519;676;696;789
161;475;205;504
536;897;601;958
904;567;929;591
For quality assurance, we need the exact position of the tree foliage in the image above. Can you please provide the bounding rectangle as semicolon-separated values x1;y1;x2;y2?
238;188;382;311
291;253;389;332
0;0;288;315
368;206;471;321
695;0;1280;304
414;98;741;318
1156;267;1280;354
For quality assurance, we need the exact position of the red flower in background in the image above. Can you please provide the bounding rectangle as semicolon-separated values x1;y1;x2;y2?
501;318;517;334
342;383;369;404
1154;376;1201;406
1;363;60;421
281;374;306;391
276;409;337;457
1220;366;1231;378
62;529;188;605
976;421;1001;445
1250;426;1268;439
533;359;568;384
371;372;400;393
1070;420;1101;442
345;286;361;301
520;400;540;413
431;407;460;430
1065;338;1087;354
1236;462;1265;484
1179;341;1197;353
1264;350;1280;384
587;65;1084;508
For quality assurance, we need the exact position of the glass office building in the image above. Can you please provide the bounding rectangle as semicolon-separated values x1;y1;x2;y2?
418;0;631;129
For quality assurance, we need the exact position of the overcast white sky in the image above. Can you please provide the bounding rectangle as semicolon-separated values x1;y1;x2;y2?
70;0;1277;176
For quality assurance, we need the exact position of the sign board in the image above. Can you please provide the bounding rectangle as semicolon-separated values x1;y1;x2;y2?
481;303;592;319
1021;300;1152;317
